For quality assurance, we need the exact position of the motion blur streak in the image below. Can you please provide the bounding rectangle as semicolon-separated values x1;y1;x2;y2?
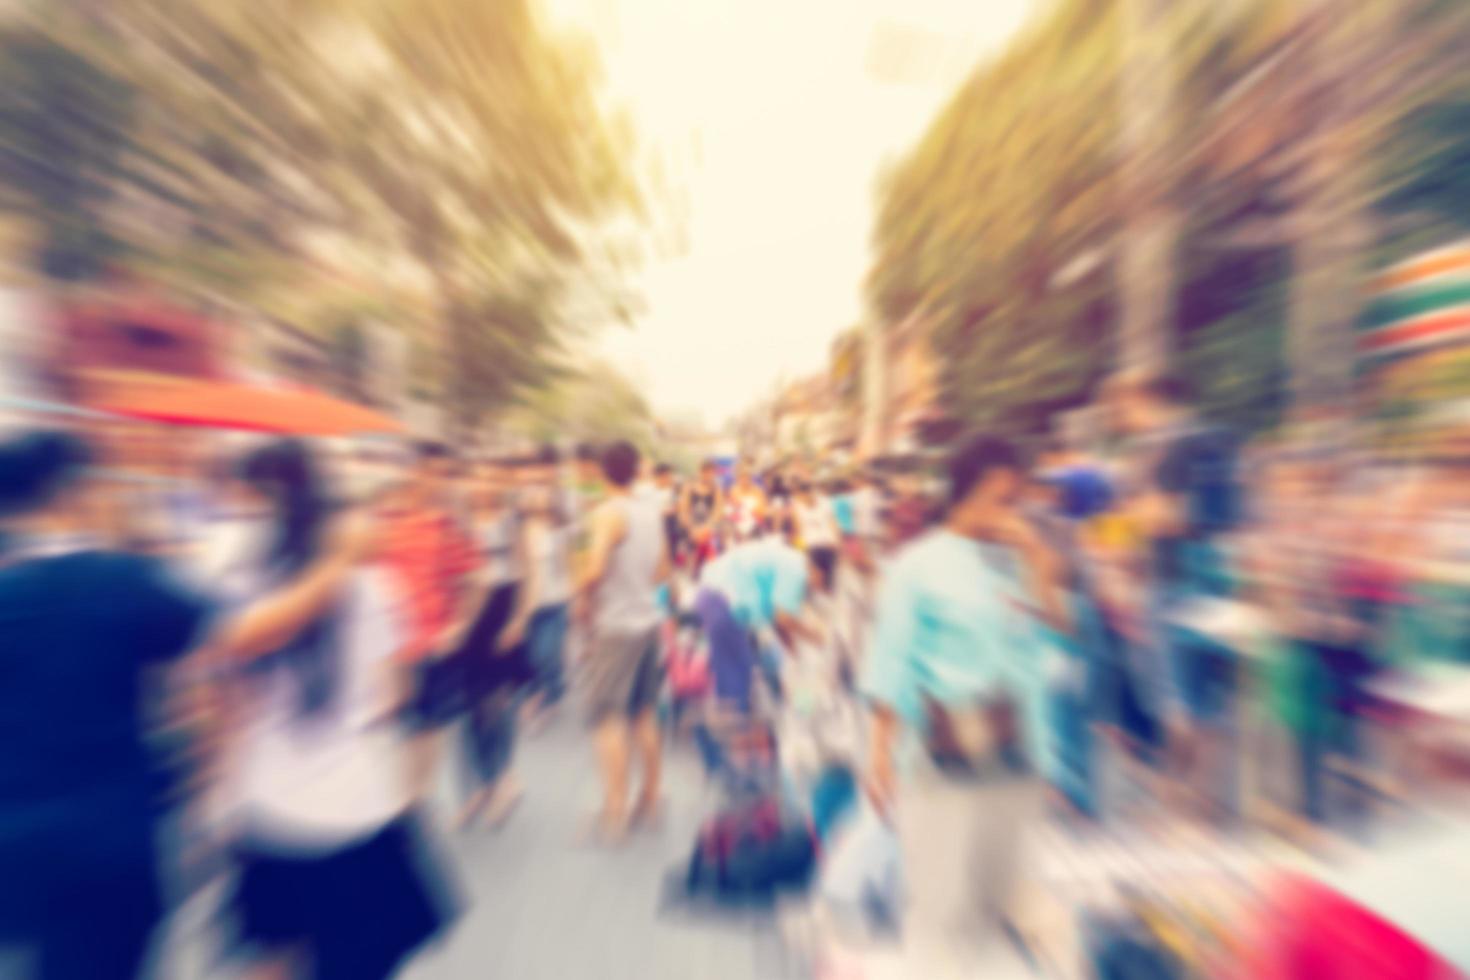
4;1;1470;978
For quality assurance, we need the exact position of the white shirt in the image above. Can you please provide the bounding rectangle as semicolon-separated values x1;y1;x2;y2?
794;497;840;548
526;519;574;607
852;486;881;539
477;512;521;586
232;567;412;849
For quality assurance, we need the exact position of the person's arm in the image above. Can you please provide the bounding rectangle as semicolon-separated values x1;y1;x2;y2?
859;562;921;817
207;511;373;662
773;609;819;651
710;484;725;531
987;510;1071;635
867;703;902;816
677;484;695;531
654;524;672;586
577;501;627;596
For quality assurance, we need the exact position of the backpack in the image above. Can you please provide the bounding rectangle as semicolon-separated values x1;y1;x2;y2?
667;638;711;699
684;796;818;905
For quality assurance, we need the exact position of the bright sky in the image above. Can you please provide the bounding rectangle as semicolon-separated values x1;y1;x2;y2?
542;0;1036;429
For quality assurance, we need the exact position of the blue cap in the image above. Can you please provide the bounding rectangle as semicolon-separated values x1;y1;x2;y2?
1041;466;1114;519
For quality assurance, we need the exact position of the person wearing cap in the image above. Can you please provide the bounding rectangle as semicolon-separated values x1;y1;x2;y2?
0;430;374;979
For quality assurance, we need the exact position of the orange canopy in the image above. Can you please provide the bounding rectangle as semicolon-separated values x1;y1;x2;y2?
94;378;404;437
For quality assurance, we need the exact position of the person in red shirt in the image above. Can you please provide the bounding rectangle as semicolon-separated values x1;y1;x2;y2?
381;442;484;800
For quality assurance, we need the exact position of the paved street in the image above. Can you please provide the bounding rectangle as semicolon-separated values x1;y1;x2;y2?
404;712;793;980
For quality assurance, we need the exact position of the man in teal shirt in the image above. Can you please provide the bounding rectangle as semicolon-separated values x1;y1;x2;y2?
861;436;1064;974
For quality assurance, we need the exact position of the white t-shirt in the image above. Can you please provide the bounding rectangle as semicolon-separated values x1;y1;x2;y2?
526;520;574;608
851;486;881;539
231;567;412;850
477;512;521;587
794;498;840;548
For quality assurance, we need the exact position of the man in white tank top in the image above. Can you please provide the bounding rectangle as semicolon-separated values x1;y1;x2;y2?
575;440;670;843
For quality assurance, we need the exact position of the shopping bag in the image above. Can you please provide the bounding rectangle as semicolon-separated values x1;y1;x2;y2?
817;802;902;934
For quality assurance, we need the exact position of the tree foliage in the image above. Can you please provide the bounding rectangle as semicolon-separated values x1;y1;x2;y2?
0;0;643;430
868;0;1470;439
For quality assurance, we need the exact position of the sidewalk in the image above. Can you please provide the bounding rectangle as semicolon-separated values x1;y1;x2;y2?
405;710;789;980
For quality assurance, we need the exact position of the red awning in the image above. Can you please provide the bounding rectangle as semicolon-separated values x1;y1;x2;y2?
95;378;403;437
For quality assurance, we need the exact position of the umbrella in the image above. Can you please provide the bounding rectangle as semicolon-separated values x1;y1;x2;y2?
95;378;404;437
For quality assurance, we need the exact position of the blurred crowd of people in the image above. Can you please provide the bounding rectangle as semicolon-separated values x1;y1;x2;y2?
7;364;1470;979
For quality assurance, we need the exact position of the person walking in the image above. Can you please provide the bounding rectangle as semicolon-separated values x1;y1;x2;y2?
575;441;670;843
0;430;371;980
696;529;821;718
792;480;841;593
453;458;534;830
218;439;460;980
862;436;1067;977
678;459;724;575
502;481;574;730
380;443;481;802
727;462;768;544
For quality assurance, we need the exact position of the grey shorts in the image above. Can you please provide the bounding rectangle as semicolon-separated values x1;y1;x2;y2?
583;628;663;724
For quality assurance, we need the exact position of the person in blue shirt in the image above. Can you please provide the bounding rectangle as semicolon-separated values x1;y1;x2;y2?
831;480;856;537
0;431;376;980
695;531;821;716
861;436;1066;973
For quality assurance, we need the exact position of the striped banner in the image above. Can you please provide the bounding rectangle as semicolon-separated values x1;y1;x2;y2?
1358;241;1470;363
1356;241;1470;452
1368;241;1470;294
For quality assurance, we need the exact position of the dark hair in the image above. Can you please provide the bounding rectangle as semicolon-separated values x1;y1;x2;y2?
654;462;673;477
1142;371;1193;407
537;443;562;466
600;440;641;487
575;443;601;464
0;430;93;517
239;439;332;572
237;439;341;718
948;435;1023;508
416;440;451;462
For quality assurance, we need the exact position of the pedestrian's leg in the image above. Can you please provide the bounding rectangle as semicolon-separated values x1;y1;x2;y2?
455;706;492;827
481;692;523;826
541;605;570;706
593;717;632;838
631;708;664;825
521;610;551;727
896;774;985;978
970;778;1044;929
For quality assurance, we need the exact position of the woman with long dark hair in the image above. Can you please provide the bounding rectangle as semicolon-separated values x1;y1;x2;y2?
0;430;369;980
220;439;459;980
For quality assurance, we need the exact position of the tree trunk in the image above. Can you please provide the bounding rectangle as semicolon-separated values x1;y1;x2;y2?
1285;0;1376;434
1115;0;1180;375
